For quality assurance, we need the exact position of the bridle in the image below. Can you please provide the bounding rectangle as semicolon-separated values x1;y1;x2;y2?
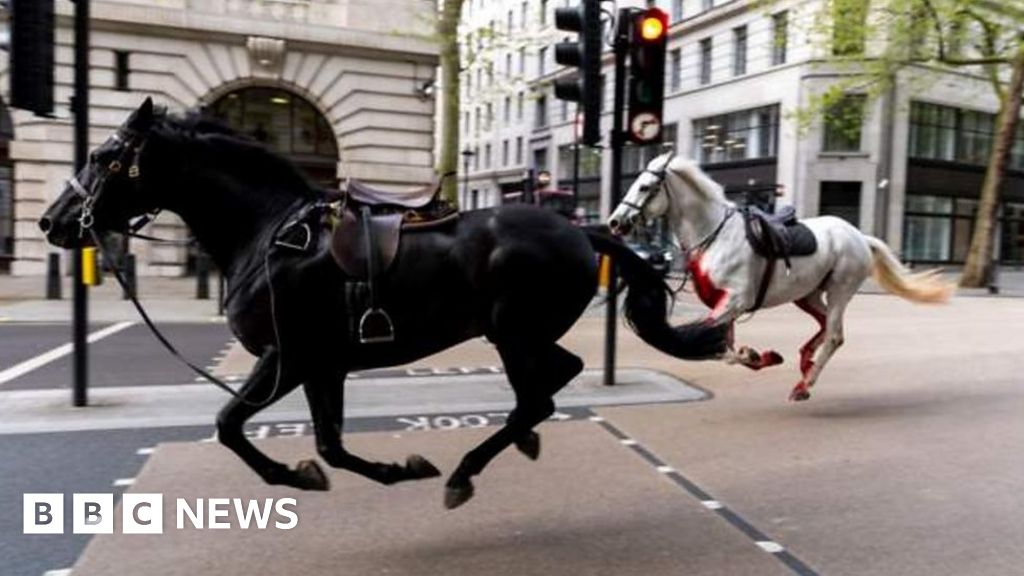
65;127;283;408
67;130;168;242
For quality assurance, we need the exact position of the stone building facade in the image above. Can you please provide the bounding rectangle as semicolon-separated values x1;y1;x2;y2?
0;0;438;275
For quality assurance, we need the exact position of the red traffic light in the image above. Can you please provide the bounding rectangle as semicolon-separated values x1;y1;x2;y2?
638;8;668;42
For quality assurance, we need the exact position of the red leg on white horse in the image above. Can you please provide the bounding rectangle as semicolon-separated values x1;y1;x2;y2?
711;295;784;371
794;292;827;377
790;286;853;401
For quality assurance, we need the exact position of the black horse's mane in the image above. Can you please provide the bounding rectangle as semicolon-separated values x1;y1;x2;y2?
153;108;326;200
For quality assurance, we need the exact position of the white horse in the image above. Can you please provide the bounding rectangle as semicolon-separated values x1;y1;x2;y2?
609;152;954;401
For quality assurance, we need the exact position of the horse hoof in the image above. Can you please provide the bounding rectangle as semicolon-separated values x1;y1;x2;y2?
405;454;441;480
294;459;330;491
762;350;784;366
789;388;811;402
515;431;541;461
444;482;475;510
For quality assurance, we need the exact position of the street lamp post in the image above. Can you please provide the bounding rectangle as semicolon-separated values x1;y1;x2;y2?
461;148;475;205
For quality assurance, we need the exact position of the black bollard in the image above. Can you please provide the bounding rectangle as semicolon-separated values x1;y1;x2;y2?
218;273;226;316
122;253;137;300
196;253;210;300
46;253;62;300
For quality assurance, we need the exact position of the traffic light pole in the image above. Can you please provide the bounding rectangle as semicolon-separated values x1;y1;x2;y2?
72;0;90;407
603;8;633;387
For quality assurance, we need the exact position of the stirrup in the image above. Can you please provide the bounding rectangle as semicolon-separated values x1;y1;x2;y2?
358;308;395;344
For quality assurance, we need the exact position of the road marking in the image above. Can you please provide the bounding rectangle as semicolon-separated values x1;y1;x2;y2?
113;478;135;487
136;447;155;456
42;569;72;576
0;322;135;386
757;541;785;553
592;417;819;576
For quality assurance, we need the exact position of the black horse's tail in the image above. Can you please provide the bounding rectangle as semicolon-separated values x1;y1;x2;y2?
584;228;729;360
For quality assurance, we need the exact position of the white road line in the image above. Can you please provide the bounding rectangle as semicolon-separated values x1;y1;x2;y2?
42;569;72;576
656;465;676;474
620;439;638;446
701;500;723;510
588;415;605;422
756;541;785;554
113;478;135;487
136;447;155;456
0;322;135;386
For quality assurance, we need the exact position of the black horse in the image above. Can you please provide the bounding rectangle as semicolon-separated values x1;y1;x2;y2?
40;99;727;508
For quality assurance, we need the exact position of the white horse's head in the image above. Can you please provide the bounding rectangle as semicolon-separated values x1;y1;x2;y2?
608;152;727;235
608;151;676;235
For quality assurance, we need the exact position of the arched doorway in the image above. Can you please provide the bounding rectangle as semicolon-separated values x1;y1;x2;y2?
0;101;14;274
207;87;339;187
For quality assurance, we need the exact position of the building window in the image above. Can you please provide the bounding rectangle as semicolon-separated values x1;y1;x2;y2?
485;143;492;168
504;96;512;122
535;95;548;129
692;105;779;164
772;11;788;65
114;51;131;92
561;100;569;122
903;195;953;262
521;1;528;29
822;95;866;152
516;136;524;164
699;38;713;85
485;103;493;131
517;91;525;122
538;46;548;76
507;9;514;31
908;102;1024;168
702;0;713;11
503;139;510;166
506;53;513;77
540;0;548;26
672;0;683;22
833;0;868;56
733;26;747;77
670;48;682;92
533;147;549;173
519;48;526;75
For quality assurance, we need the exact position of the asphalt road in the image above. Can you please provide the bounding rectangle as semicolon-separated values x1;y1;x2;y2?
0;322;235;391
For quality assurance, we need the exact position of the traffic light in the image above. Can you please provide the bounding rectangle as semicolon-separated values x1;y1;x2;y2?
626;7;668;144
8;0;55;117
553;0;603;146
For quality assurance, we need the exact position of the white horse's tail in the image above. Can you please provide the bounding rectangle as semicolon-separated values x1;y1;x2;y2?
864;236;955;303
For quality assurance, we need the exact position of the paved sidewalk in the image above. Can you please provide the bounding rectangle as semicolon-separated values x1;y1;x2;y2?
1;267;1022;323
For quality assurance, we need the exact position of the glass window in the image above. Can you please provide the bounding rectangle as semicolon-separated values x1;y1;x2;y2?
670;48;682;92
699;38;712;85
733;26;747;76
693;105;779;164
772;11;788;65
823;95;866;152
672;0;683;22
535;94;548;128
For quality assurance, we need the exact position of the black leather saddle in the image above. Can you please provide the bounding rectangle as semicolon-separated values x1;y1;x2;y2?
742;205;818;268
741;205;818;311
273;174;457;344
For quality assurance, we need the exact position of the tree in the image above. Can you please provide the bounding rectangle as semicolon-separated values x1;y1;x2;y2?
436;0;464;205
801;0;1023;286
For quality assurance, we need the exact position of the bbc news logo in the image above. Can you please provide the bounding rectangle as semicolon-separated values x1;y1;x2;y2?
24;494;298;534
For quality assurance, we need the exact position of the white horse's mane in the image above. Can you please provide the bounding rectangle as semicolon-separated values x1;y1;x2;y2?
660;153;728;204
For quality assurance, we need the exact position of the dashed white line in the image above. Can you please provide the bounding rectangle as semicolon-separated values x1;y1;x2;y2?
136;447;155;456
756;541;785;554
588;415;605;422
112;478;135;487
0;322;135;386
620;438;638;446
42;569;72;576
656;465;675;474
702;500;723;510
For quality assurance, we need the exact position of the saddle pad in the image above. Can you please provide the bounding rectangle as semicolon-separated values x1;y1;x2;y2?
776;222;818;257
744;210;818;260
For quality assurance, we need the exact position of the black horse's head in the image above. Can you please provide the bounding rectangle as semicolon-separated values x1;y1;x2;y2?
39;98;163;248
